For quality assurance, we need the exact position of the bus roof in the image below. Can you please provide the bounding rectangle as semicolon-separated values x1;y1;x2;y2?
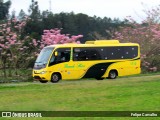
44;40;139;48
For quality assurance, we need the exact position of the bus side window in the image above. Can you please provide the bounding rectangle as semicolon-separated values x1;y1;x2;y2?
87;49;101;60
73;48;81;61
78;51;86;60
73;48;101;61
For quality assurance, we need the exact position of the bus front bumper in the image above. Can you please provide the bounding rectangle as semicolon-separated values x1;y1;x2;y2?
33;75;47;80
32;70;50;81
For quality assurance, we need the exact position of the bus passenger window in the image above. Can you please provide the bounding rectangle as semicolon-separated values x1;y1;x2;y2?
73;48;101;61
78;51;86;60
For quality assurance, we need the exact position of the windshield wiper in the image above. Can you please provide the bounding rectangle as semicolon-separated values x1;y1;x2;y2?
35;62;47;65
35;62;42;63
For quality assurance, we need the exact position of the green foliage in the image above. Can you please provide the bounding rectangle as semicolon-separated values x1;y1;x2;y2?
23;0;127;43
0;0;11;20
0;69;33;82
18;9;27;21
28;0;41;21
26;12;127;43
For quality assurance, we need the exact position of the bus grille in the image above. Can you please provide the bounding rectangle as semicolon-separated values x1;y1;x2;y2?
34;76;41;80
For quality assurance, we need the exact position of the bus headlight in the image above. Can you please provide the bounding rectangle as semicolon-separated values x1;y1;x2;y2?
40;71;47;74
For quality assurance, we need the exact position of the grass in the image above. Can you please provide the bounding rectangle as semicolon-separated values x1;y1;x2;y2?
0;74;160;120
0;69;33;82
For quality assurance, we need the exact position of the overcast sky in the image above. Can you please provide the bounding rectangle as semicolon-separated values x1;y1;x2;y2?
7;0;160;22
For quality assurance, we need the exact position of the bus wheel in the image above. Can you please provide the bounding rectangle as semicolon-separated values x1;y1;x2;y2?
51;73;60;83
108;70;117;79
95;77;104;80
39;80;48;83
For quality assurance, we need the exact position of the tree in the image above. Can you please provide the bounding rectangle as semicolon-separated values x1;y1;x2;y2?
113;16;160;72
41;28;83;48
0;0;11;20
11;9;16;19
18;9;27;21
28;0;41;21
24;0;43;39
0;17;37;77
0;15;83;78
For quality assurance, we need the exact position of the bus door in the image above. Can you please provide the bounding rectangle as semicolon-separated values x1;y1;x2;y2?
48;47;80;80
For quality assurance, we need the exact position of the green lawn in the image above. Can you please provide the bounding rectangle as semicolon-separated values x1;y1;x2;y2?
0;75;160;120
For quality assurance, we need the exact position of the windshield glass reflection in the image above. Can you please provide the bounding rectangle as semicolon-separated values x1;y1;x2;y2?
34;47;54;69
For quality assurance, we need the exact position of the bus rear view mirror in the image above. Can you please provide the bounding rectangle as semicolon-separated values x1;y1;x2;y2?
54;51;58;56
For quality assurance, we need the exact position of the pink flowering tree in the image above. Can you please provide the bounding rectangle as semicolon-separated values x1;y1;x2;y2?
40;29;83;48
0;17;83;78
0;17;37;77
30;28;83;60
113;9;160;72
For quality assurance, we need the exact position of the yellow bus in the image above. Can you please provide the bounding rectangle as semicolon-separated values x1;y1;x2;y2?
32;40;141;83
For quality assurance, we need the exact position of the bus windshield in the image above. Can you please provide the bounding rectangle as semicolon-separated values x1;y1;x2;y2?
34;47;54;69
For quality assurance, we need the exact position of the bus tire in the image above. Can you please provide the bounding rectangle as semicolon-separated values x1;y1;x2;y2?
108;70;117;79
39;80;48;83
51;73;61;83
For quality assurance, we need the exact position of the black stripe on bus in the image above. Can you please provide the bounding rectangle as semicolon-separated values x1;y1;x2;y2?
81;58;140;79
82;62;114;79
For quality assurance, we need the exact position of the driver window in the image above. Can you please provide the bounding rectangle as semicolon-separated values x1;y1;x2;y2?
50;55;55;63
49;48;71;66
49;54;55;66
57;48;70;62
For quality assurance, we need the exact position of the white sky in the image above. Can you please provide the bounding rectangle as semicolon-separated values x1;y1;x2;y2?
6;0;160;22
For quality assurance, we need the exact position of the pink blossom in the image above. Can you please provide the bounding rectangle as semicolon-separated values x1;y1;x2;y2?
5;46;9;49
19;48;24;51
14;26;19;29
7;22;11;25
10;40;15;45
23;46;27;49
7;54;11;56
6;28;11;33
43;30;50;33
2;24;7;27
0;44;5;48
76;41;81;44
33;39;38;46
0;36;4;39
77;35;83;38
40;44;45;49
41;29;83;47
5;42;9;44
11;34;17;40
12;18;17;23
